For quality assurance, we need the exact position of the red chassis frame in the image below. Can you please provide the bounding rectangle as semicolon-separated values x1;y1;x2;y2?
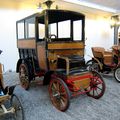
51;71;104;97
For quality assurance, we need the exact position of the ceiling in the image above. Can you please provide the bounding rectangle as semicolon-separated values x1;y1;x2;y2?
0;0;119;16
82;0;120;11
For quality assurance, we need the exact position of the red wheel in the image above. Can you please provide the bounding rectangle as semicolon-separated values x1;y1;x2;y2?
19;63;30;90
48;77;70;112
86;71;105;99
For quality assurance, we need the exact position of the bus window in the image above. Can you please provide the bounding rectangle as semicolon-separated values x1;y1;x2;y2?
73;20;82;41
38;23;45;39
49;23;57;37
17;21;25;39
25;17;35;39
58;20;70;38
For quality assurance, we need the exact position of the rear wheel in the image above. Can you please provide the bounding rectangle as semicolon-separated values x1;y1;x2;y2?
49;77;70;112
11;94;24;120
114;67;120;82
19;63;30;90
86;71;105;99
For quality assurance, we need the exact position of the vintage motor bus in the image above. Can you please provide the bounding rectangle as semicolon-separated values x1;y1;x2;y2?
16;9;105;111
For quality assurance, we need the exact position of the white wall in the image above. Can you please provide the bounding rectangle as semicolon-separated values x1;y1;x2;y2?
0;9;18;72
85;15;114;61
0;9;35;72
0;8;114;71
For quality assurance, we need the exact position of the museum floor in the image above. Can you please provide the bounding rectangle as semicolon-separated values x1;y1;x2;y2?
1;72;120;120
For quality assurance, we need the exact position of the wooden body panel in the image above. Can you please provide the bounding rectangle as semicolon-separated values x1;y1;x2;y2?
37;43;48;71
17;39;36;49
48;42;84;70
67;72;91;90
48;42;84;50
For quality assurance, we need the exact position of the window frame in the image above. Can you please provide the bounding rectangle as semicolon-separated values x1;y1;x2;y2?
16;20;25;40
25;17;35;39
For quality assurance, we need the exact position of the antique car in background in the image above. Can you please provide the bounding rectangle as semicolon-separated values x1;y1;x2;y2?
0;50;24;120
16;9;105;111
86;46;120;82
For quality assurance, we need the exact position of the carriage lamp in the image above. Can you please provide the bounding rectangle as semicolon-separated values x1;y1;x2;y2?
43;0;55;9
110;15;120;28
37;0;55;11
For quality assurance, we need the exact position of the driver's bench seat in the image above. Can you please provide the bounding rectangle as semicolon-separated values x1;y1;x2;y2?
92;47;113;65
57;55;87;75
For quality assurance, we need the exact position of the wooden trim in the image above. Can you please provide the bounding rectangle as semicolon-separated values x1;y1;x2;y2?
37;44;48;70
48;42;84;50
17;39;36;49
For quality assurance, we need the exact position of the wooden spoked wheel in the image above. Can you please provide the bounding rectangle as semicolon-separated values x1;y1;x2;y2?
19;64;30;90
49;78;70;112
11;94;24;120
86;71;105;99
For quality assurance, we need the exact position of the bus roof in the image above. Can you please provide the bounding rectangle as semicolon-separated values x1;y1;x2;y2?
17;9;85;23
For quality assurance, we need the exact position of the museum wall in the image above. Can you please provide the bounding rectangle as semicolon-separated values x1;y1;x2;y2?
0;9;35;72
85;15;114;60
0;5;114;71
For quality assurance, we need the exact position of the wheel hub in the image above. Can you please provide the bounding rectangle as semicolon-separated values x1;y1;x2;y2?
53;91;61;99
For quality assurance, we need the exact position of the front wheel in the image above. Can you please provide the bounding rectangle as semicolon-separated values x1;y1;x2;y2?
86;71;106;99
114;67;120;82
10;94;24;120
48;77;70;112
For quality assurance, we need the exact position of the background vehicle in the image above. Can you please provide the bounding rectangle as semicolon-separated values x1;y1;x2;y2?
16;9;105;111
0;51;24;120
86;46;120;82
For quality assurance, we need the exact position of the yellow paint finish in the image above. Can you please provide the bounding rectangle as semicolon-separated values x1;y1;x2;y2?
37;45;48;71
48;42;84;50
